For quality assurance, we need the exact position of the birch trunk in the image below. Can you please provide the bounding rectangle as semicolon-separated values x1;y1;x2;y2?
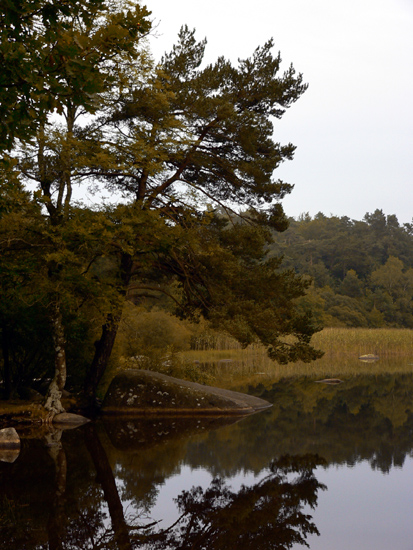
44;302;67;418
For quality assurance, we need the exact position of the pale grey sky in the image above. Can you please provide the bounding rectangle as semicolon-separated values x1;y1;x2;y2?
147;0;413;224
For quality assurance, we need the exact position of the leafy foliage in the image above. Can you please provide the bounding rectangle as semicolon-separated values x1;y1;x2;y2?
269;210;413;328
0;0;151;150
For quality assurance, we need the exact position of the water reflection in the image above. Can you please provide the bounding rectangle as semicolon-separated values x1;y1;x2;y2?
142;455;325;550
244;373;413;473
1;373;413;549
0;422;325;550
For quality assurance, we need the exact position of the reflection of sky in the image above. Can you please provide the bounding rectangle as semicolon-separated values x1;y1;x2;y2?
294;458;413;550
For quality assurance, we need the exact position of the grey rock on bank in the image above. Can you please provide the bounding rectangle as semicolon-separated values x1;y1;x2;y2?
102;369;272;415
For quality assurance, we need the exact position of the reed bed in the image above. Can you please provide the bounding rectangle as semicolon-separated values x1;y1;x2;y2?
191;328;413;357
311;328;413;359
180;328;413;385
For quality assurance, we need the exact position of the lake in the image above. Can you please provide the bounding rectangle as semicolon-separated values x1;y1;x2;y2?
1;372;413;549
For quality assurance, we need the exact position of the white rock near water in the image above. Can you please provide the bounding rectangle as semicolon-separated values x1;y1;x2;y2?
0;427;20;449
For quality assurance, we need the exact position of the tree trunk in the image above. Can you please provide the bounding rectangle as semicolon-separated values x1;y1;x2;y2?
83;312;121;405
44;302;66;418
84;253;133;408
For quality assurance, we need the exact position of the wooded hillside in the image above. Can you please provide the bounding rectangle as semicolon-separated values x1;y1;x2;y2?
268;209;413;328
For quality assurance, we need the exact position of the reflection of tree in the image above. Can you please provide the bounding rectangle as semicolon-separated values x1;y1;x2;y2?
45;430;67;550
183;374;413;476
64;504;109;550
142;455;326;550
103;416;244;514
1;421;326;550
80;425;326;550
84;423;134;550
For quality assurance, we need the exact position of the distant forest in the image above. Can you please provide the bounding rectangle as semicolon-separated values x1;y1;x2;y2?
268;209;413;328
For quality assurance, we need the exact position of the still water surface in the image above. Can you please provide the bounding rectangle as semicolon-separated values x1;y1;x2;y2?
1;373;413;549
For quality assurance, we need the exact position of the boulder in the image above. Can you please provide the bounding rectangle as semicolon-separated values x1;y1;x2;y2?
102;369;272;416
0;427;20;449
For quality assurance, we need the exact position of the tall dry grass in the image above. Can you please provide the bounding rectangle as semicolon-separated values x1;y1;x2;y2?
190;328;413;357
179;328;413;386
311;328;413;359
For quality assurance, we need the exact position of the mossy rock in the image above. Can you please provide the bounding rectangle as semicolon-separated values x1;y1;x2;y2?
102;369;272;416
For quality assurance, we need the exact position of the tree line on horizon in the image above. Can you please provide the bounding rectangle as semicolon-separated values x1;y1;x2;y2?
267;209;413;329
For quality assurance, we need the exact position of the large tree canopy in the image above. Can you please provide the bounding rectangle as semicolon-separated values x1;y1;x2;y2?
1;5;321;414
81;26;308;228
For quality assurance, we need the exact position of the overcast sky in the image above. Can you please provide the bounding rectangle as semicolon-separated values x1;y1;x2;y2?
147;0;413;224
